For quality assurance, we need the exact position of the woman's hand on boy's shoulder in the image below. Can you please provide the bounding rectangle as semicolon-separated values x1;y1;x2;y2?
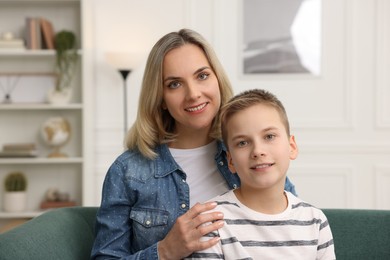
158;202;224;260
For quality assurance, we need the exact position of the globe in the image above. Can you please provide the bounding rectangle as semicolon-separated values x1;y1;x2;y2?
40;117;71;158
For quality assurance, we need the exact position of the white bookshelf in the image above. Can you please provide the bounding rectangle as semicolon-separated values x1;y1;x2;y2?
0;0;93;228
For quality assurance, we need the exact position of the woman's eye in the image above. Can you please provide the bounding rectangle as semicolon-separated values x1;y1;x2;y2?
168;81;181;89
198;72;209;80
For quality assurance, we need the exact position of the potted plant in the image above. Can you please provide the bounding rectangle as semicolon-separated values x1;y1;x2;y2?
47;30;79;104
3;172;28;212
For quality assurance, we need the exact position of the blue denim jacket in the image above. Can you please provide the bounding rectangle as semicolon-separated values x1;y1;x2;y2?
91;141;296;260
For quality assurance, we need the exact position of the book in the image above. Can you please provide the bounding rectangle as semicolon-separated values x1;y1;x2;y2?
3;143;36;151
40;18;55;49
0;142;38;157
0;150;38;158
25;17;32;49
0;39;25;49
25;17;41;49
40;201;76;209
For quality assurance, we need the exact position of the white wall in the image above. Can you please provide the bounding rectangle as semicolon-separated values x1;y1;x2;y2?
90;0;390;209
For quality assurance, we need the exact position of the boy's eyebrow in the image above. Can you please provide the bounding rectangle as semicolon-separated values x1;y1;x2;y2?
163;66;210;83
229;126;281;140
262;126;280;132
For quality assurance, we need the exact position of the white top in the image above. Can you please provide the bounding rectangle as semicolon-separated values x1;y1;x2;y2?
186;190;336;260
169;141;229;207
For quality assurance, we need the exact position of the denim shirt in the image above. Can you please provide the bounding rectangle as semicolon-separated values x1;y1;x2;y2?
91;141;296;260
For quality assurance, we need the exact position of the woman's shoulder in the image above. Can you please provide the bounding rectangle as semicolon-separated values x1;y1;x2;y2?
109;144;177;180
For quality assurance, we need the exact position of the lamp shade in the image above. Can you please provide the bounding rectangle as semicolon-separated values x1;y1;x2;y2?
105;52;144;70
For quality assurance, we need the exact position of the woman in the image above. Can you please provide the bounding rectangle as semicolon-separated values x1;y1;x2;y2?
91;28;296;260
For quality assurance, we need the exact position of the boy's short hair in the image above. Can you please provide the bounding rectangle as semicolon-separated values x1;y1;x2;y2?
220;89;290;147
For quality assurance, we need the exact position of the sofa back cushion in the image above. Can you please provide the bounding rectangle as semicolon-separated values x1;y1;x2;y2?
323;209;390;259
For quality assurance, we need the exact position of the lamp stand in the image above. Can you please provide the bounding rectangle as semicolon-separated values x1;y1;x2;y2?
118;69;132;136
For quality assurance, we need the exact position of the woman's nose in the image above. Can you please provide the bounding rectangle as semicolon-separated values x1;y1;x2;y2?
186;82;201;100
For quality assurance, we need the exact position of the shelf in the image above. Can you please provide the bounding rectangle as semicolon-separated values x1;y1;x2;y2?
0;49;54;56
0;157;83;164
0;0;80;5
0;49;82;56
0;210;45;219
0;103;83;110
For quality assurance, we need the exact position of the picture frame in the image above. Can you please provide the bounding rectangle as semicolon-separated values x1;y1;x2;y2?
240;0;322;76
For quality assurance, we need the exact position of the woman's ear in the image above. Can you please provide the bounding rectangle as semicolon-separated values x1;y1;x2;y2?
161;101;167;110
227;151;237;174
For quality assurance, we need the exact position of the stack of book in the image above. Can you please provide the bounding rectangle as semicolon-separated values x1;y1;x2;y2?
0;31;24;50
25;17;55;50
0;143;38;158
0;38;24;50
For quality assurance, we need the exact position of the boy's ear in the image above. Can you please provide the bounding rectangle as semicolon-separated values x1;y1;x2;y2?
227;151;237;174
289;135;298;160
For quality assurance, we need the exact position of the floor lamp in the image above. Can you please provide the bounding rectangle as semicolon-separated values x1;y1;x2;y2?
118;69;131;135
106;52;142;136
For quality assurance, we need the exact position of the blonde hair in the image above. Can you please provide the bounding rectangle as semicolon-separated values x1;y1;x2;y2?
220;89;290;148
126;28;233;159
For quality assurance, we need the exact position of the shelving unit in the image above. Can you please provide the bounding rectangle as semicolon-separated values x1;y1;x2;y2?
0;0;93;231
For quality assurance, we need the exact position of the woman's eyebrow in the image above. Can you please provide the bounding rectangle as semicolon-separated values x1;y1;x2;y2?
193;66;210;75
164;66;211;83
163;76;180;83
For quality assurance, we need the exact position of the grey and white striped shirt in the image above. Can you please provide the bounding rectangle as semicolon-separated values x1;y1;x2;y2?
186;190;335;260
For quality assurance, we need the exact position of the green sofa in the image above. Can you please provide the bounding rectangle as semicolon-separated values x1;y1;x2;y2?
0;207;389;259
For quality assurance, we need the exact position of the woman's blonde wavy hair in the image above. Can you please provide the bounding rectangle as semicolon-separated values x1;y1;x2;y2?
125;28;233;159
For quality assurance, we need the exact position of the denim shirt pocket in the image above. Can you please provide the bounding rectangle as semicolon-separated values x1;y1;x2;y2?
130;207;170;248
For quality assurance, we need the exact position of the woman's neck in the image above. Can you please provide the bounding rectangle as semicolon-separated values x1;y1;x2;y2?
169;128;214;149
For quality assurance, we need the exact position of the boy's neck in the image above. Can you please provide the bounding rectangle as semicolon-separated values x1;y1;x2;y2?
234;186;288;215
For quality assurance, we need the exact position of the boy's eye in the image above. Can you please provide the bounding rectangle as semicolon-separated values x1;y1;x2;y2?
198;72;209;80
265;134;275;141
237;140;248;147
168;81;181;89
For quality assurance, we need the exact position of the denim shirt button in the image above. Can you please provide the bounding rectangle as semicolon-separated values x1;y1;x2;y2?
219;161;224;166
145;220;151;226
182;179;186;183
233;184;238;189
181;203;186;209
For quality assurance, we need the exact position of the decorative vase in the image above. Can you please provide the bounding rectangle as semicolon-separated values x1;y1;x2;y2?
3;192;27;212
47;88;72;104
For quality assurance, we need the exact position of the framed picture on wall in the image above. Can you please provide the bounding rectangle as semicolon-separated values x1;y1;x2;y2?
241;0;322;75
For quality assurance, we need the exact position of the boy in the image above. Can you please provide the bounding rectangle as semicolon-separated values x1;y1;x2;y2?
186;89;335;259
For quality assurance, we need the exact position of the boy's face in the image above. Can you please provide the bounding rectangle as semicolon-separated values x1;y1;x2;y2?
226;103;298;192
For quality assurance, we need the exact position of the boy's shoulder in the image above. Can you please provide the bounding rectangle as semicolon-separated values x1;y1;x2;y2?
206;190;241;211
286;191;328;218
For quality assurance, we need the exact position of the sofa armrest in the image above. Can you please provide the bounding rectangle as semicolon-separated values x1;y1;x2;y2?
0;206;98;260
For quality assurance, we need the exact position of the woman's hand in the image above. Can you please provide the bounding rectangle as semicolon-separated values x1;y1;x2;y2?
157;201;224;260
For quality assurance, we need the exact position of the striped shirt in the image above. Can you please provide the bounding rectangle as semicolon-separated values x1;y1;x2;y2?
186;191;335;260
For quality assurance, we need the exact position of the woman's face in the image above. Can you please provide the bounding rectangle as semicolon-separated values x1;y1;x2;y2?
162;44;221;136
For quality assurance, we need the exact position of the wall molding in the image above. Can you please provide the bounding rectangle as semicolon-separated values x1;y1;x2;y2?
289;165;355;208
374;165;390;209
375;0;390;129
298;143;390;154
